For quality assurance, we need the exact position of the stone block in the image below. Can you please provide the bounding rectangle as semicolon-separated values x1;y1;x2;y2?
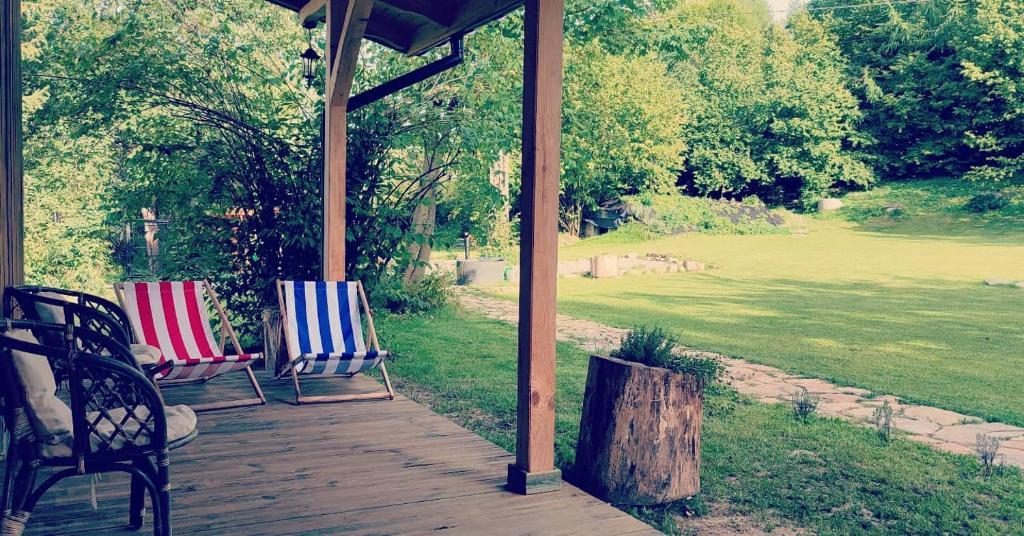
817;198;843;211
457;259;506;286
590;255;619;278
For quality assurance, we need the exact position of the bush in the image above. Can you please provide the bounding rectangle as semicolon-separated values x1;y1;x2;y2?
966;192;1010;213
372;272;454;315
611;326;723;388
791;387;819;421
624;194;788;237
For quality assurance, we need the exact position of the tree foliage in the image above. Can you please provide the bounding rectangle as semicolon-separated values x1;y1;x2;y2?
647;0;874;206
560;44;687;232
25;0;322;337
813;0;1024;185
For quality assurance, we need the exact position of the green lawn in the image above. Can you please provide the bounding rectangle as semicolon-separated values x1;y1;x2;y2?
480;182;1024;426
377;308;1024;535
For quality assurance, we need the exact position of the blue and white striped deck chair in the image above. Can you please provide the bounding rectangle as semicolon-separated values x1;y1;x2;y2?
275;280;395;404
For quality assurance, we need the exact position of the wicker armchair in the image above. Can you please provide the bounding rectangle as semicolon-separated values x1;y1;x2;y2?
3;286;133;341
2;287;167;377
0;320;197;536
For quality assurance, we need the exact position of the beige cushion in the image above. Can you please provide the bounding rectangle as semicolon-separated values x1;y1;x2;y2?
43;404;197;458
6;329;74;457
89;405;197;452
34;291;72;324
130;344;163;367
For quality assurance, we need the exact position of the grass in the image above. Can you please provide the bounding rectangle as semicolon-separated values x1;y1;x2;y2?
377;307;1024;535
479;179;1024;426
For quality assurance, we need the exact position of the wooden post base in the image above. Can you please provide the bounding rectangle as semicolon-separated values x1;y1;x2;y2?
506;464;561;495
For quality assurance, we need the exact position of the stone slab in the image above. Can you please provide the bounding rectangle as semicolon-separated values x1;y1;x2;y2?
900;406;971;426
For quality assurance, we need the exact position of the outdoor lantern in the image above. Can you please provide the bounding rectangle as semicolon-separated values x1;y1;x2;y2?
301;22;320;88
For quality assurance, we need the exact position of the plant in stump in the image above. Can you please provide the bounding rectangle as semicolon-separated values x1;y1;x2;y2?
576;326;722;505
611;326;723;387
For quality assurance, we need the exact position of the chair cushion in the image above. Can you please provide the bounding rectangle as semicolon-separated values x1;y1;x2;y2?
130;343;162;367
89;405;197;452
6;330;74;457
34;291;72;324
42;404;197;458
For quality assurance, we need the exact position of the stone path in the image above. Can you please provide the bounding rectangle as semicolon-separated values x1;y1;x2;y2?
458;290;1024;468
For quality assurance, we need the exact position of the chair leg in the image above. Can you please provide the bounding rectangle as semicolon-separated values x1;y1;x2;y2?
244;366;266;405
129;468;145;530
291;366;303;405
379;362;396;400
2;462;37;535
1;444;19;514
156;451;172;536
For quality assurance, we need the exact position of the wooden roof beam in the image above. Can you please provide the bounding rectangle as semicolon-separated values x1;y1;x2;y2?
405;0;522;55
381;0;456;28
299;0;327;24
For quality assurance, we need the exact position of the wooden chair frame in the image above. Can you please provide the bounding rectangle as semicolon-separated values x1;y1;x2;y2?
113;280;266;412
275;280;395;405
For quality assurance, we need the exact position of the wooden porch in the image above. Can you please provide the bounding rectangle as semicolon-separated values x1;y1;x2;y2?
4;374;658;535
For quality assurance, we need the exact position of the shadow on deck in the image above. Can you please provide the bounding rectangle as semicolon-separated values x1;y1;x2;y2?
10;372;658;535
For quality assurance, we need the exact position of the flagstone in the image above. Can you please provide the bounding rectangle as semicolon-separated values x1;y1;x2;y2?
932;422;1022;445
892;417;942;436
900;406;971;426
935;442;975;456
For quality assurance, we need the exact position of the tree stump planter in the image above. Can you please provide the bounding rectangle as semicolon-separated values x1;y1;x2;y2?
574;355;703;505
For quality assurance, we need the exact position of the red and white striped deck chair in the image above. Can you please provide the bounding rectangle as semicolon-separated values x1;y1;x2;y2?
114;281;266;412
275;280;394;404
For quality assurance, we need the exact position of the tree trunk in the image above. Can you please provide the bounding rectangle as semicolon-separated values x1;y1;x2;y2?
488;151;513;246
140;208;161;273
404;152;438;283
560;203;582;237
574;355;702;505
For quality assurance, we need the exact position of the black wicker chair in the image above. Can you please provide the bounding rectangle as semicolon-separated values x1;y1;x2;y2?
0;320;197;536
3;286;134;342
3;286;170;379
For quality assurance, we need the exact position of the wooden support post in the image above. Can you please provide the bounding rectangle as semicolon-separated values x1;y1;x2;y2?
1;0;24;291
322;0;373;281
508;0;564;496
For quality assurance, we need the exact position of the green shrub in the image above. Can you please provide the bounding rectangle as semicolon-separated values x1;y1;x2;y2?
372;272;454;315
966;192;1010;213
610;326;723;388
622;194;788;237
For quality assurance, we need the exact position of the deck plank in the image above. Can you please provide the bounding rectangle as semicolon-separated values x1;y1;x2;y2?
8;372;660;535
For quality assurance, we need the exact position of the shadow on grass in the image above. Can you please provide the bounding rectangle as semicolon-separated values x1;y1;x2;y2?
557;275;1024;425
846;214;1024;247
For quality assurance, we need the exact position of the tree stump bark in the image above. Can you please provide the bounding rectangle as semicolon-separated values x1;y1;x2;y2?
574;355;702;505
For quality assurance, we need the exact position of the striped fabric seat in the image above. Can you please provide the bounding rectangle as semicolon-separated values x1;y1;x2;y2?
280;281;386;375
118;281;259;381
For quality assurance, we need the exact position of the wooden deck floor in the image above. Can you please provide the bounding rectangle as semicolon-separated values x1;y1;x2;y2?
10;371;660;535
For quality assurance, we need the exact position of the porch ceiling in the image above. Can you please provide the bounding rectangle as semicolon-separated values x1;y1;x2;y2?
266;0;523;56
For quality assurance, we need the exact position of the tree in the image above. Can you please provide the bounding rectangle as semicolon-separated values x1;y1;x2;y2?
812;0;1024;185
560;44;687;234
957;0;1024;185
646;0;873;205
25;0;322;339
